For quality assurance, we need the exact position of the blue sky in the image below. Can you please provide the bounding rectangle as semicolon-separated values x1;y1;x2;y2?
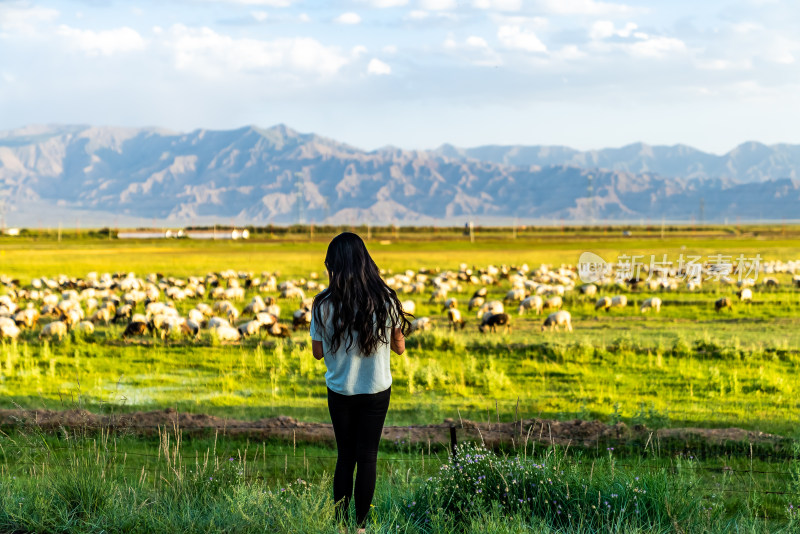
1;0;798;153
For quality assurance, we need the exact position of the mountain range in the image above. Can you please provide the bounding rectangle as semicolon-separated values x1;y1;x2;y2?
0;123;798;226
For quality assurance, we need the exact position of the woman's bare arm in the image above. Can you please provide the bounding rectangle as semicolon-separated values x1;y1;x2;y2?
312;340;324;360
390;327;405;355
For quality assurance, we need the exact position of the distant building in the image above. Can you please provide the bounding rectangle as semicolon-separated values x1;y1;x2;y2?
186;229;250;240
118;230;183;239
117;228;250;240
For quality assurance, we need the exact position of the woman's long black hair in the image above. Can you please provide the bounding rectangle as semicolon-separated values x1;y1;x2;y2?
312;232;412;356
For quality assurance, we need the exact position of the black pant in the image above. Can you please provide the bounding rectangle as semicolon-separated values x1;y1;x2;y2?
327;386;391;527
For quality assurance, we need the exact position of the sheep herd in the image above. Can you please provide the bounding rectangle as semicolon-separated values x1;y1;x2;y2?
0;270;318;343
0;256;796;344
392;257;800;336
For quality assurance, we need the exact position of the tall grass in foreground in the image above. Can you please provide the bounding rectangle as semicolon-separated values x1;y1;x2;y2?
0;429;797;533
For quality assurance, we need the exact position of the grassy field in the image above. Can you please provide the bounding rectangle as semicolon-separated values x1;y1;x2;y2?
0;230;799;435
2;227;800;531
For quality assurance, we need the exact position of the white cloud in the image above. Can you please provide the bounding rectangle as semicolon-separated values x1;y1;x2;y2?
626;35;685;58
473;0;522;11
166;24;348;77
251;11;269;22
383;44;398;54
367;58;392;75
466;36;489;48
419;0;457;11
57;26;146;57
497;25;547;52
536;0;634;16
0;5;59;36
298;13;311;22
590;20;637;39
203;0;295;6
408;10;429;19
552;44;585;60
360;0;409;6
352;45;368;57
334;12;362;24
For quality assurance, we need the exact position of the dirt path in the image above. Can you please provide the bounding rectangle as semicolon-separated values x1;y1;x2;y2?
0;408;788;453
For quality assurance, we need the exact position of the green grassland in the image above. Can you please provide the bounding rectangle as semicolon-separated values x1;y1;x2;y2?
2;227;800;531
0;229;798;436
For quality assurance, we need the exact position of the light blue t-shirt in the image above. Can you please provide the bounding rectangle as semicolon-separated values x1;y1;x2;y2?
310;300;394;396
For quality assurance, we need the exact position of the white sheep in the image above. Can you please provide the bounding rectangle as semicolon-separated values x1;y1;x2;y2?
401;300;416;316
518;296;543;316
447;308;465;330
476;300;504;319
543;296;562;310
503;288;526;303
40;321;68;341
640;297;662;313
542;311;572;332
737;288;753;302
214;325;241;342
74;321;95;335
409;317;432;334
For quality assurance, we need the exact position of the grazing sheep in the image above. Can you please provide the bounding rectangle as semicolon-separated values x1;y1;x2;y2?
640;297;662;314
737;288;753;302
89;307;113;326
715;297;733;312
187;308;205;325
255;312;278;328
479;312;510;334
409;317;432;334
610;295;627;309
447;308;465;330
763;277;779;289
113;304;133;324
292;308;312;331
541;310;572;332
595;296;612;312
428;287;448;303
214;325;241;342
243;296;266;316
238;319;263;338
543;296;563;311
441;298;457;311
74;321;95;335
281;286;306;300
122;321;148;339
268;322;291;338
472;287;488;299
579;284;597;297
0;321;20;340
686;280;701;292
13;306;38;329
503;288;526;303
518;295;543;316
40;321;68;341
207;317;232;330
401;300;416;316
476;300;504;319
468;296;485;311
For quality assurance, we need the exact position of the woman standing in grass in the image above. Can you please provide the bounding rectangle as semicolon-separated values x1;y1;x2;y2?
310;232;412;533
